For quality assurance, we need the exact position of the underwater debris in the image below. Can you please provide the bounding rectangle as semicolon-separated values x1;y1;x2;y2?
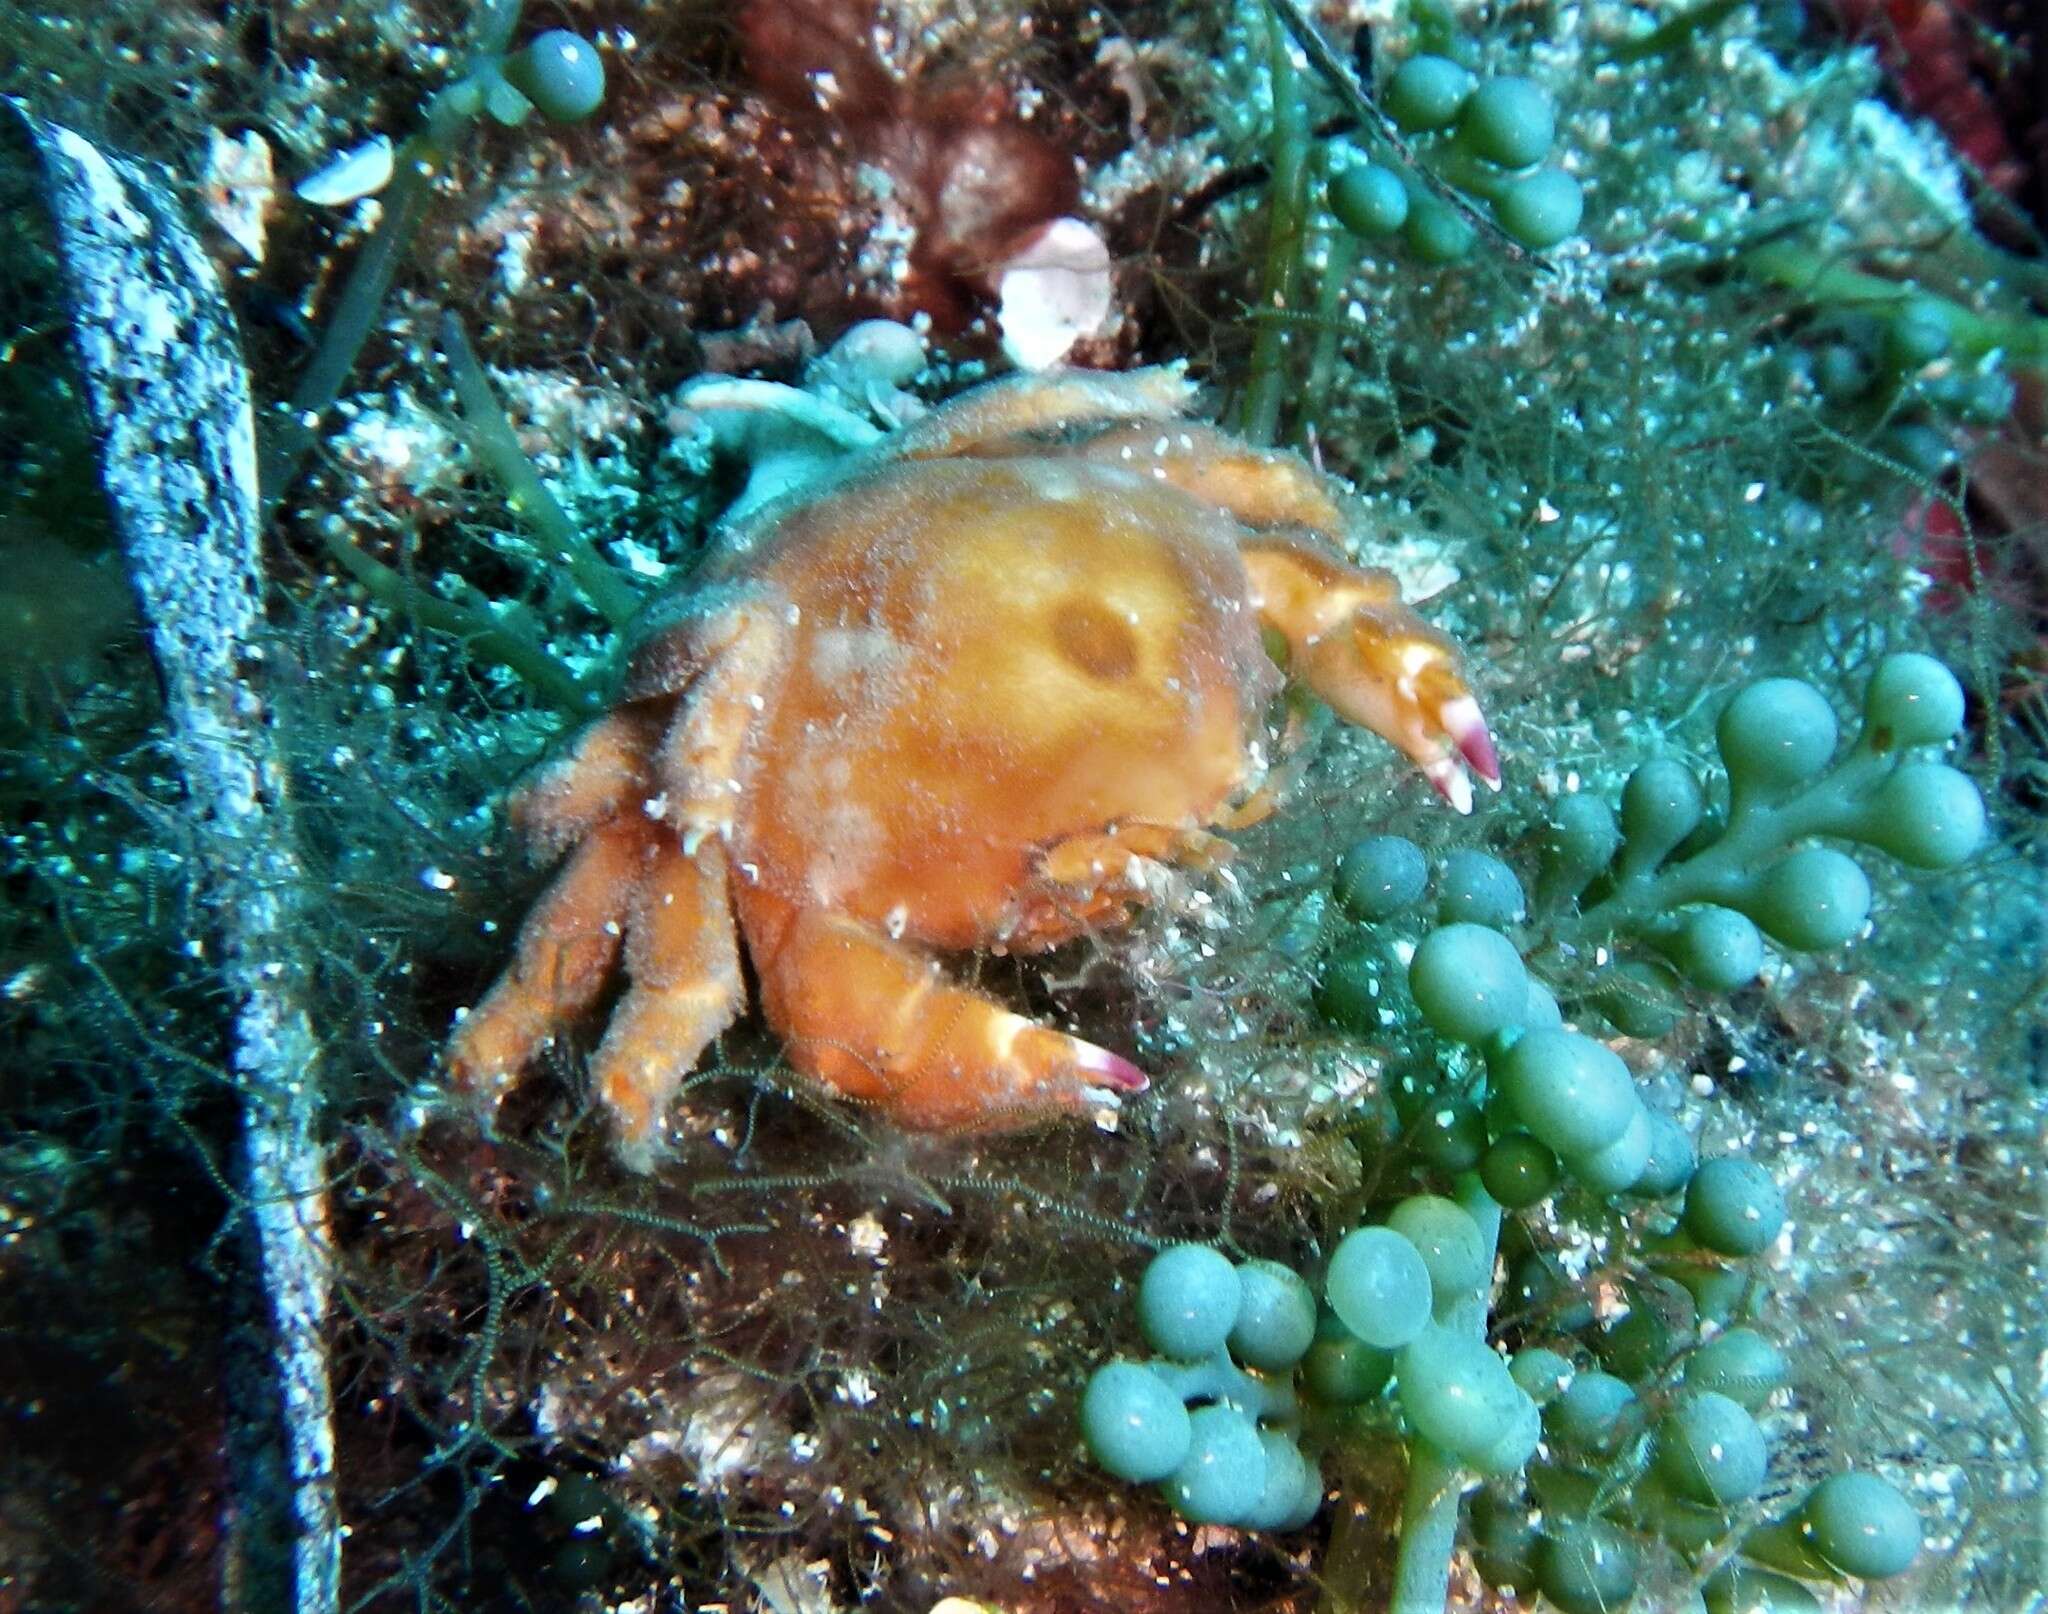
9;105;339;1614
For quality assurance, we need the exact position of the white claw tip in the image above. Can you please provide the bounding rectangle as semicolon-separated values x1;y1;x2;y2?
1424;754;1475;815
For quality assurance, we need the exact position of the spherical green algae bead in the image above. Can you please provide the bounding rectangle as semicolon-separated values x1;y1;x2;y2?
1622;757;1706;864
1859;762;1986;870
1243;1429;1324;1530
1389;1065;1446;1128
1547;1369;1642;1454
1629;1110;1698;1198
1593;961;1680;1040
1543;793;1620;901
1883;299;1953;370
1494;165;1583;250
1409;923;1529;1044
1746;846;1871;950
1656;1389;1769;1505
1567;1104;1653;1195
1521;976;1565;1032
1326;1225;1434;1348
1675;1262;1762;1327
1469;1387;1543;1475
1461;76;1557;168
1959;365;2017;425
1510;1250;1597;1332
1386;53;1476;131
1397;1325;1526;1462
1598;1279;1695;1379
1164;1403;1267;1524
1883;422;1956;479
1684;1157;1786;1257
1682;1327;1788;1410
1670;905;1765;992
1229;1259;1318;1370
1416;1098;1488;1171
502;30;607;122
1316;943;1383;1034
1138;1243;1241;1360
1718;678;1838;795
1509;1345;1574;1404
1404;197;1478;264
551;1536;614;1589
1815;342;1873;400
546;1473;614;1532
1703;1562;1824;1614
1334;833;1428;920
1386;1194;1490;1309
1538;1519;1639;1614
1302;1324;1396;1405
1472;1487;1542;1588
1864;652;1965;748
1329;163;1411;238
1438;849;1527;928
1798;1472;1922;1578
1081;1361;1191;1482
1481;1132;1560;1209
1494;1028;1638;1156
1639;1480;1738;1558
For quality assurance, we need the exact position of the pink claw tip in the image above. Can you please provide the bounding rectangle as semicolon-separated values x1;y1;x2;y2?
1077;1043;1150;1093
1443;695;1502;786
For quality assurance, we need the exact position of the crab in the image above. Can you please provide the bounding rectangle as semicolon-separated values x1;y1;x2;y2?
446;366;1498;1165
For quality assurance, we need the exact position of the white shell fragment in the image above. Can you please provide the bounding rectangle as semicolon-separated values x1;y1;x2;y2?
295;134;395;207
996;215;1113;371
201;128;275;263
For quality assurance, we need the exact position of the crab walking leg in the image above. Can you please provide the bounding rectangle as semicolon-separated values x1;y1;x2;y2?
641;594;792;846
1239;535;1500;813
507;708;662;859
446;814;655;1116
888;365;1197;461
735;885;1148;1133
590;837;746;1169
1071;423;1347;540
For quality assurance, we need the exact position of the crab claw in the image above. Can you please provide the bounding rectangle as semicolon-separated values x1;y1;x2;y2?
1074;1040;1150;1097
1412;692;1503;813
1240;537;1499;812
737;886;1152;1133
1301;606;1499;814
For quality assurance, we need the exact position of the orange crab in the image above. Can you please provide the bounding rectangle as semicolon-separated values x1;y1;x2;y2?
446;367;1497;1165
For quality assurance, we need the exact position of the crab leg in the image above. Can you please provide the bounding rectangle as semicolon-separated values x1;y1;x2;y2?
1072;423;1348;540
1239;534;1500;813
735;884;1147;1133
589;837;746;1169
997;823;1237;950
446;814;654;1117
888;365;1197;461
1038;823;1234;882
506;708;661;859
